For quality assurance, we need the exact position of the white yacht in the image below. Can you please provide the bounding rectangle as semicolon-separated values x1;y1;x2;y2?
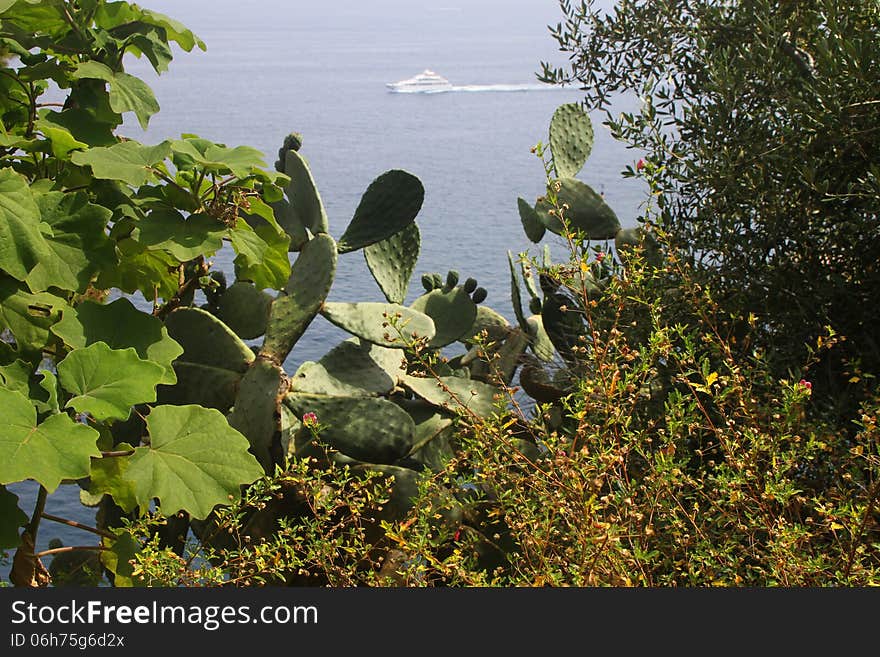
386;69;452;93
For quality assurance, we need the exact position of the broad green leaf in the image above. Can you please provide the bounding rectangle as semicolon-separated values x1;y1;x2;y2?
26;191;114;293
126;405;263;519
87;443;137;512
51;298;182;385
34;121;89;159
232;219;291;289
58;342;165;422
71;140;171;187
39;108;116;147
0;169;51;281
0;359;30;396
0;387;100;492
95;3;206;53
0;277;65;355
96;237;179;301
0;1;68;37
73;61;159;130
100;529;143;588
137;209;225;261
36;369;60;414
0;485;27;549
170;139;267;178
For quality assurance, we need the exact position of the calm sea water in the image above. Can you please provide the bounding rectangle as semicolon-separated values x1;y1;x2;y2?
5;0;646;580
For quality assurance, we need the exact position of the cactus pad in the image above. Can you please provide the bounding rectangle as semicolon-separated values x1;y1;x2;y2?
214;281;273;341
260;233;337;364
536;177;620;240
283;393;416;463
337;170;424;253
320;301;435;348
409;287;478;348
364;222;420;304
549;103;594;178
289;337;401;397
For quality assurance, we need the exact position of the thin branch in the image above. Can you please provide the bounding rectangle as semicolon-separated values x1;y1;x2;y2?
41;513;116;540
35;545;107;559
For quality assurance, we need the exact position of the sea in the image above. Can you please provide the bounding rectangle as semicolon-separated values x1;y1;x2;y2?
3;0;646;581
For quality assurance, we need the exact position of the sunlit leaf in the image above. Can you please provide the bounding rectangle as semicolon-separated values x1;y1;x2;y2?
0;387;100;492
73;61;159;130
26;191;114;293
136;209;225;261
70;140;171;187
51;298;183;385
87;443;138;513
58;342;165;422
125;405;263;519
0;169;51;281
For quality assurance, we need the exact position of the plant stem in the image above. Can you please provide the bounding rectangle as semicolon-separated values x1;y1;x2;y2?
41;513;116;540
35;545;106;559
26;486;48;542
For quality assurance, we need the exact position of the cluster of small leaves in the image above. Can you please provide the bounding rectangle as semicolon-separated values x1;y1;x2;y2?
367;233;880;586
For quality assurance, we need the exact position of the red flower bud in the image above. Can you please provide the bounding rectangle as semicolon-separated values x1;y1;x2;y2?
636;158;646;171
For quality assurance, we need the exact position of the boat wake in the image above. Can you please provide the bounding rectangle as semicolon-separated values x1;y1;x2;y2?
389;83;565;94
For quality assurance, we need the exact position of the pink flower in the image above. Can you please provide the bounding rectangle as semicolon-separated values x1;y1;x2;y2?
302;412;318;427
636;158;646;171
799;379;812;391
453;529;461;542
595;251;605;263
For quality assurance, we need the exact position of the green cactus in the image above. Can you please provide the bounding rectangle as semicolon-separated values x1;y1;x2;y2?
525;314;557;362
227;358;286;473
289;337;401;397
159;307;254;411
536;177;620;240
274;132;304;171
396;397;455;472
443;270;459;291
213;280;273;341
463;277;478;294
463;305;510;346
320;301;435;349
337;170;424;253
281;149;329;235
517;197;545;243
268;198;309;252
283;393;416;464
402;374;500;419
260;233;337;364
409;286;477;348
549;102;594;178
364;222;420;304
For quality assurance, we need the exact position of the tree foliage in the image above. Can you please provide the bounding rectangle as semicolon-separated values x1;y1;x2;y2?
540;0;880;414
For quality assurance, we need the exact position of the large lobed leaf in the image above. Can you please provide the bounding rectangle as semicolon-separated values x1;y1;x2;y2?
125;405;263;519
58;342;166;422
0;388;100;492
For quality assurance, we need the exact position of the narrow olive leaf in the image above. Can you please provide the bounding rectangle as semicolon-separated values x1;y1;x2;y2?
51;298;183;386
73;61;159;130
0;387;100;492
126;405;264;519
70;140;171;187
58;342;165;422
0;485;28;549
0;169;51;281
26;191;114;293
86;443;138;513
